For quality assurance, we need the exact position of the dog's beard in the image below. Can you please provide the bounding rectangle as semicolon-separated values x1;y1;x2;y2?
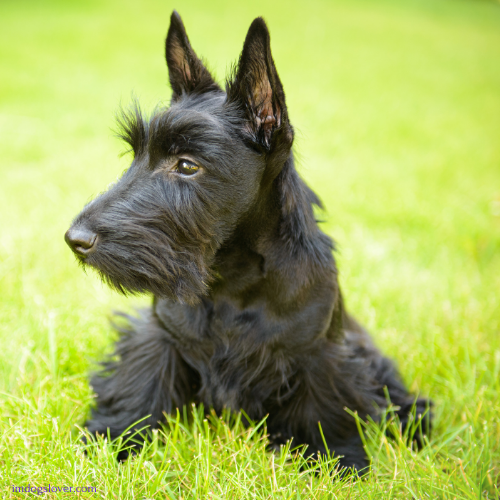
80;230;215;305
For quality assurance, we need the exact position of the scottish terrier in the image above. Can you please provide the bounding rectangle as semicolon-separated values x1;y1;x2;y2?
65;11;430;471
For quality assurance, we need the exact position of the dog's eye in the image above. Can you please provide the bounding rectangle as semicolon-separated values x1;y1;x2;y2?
176;159;199;176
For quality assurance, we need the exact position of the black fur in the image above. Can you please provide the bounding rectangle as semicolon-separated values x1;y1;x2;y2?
66;12;431;471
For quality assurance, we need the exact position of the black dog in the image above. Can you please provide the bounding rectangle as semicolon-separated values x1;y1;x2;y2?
65;12;430;471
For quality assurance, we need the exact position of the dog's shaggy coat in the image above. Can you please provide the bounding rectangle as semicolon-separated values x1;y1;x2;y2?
65;12;430;471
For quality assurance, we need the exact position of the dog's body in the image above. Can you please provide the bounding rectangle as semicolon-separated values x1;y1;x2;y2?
65;12;430;471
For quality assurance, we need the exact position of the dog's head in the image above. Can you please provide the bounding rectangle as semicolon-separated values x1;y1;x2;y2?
65;12;302;304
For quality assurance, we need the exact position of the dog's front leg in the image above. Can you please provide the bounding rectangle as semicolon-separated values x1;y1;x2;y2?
84;309;199;456
265;341;378;473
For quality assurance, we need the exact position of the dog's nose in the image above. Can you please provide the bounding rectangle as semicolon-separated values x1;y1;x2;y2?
65;227;97;257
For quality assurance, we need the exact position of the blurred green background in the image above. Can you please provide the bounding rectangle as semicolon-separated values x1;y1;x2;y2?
1;0;500;497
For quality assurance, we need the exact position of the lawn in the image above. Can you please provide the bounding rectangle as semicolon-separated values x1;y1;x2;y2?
1;0;500;497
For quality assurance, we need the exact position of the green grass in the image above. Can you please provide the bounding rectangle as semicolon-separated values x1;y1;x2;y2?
1;0;500;497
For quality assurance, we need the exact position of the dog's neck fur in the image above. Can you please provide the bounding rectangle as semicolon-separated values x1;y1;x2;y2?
199;152;343;343
216;153;333;278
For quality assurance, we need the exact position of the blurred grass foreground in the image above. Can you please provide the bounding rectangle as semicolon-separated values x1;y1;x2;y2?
1;0;500;498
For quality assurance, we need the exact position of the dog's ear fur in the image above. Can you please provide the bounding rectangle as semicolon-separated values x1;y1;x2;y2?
166;11;221;101
226;18;293;153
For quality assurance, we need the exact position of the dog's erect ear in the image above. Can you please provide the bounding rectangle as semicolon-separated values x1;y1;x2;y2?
165;11;221;100
227;17;291;150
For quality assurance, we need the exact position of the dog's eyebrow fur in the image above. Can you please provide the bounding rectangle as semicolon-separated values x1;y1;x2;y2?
115;100;149;156
146;103;238;167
